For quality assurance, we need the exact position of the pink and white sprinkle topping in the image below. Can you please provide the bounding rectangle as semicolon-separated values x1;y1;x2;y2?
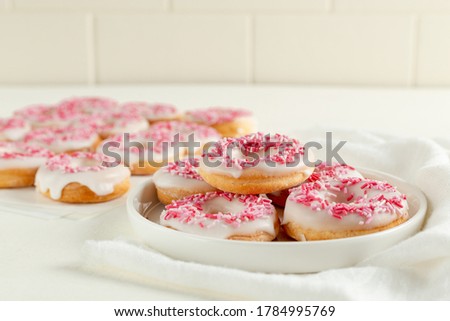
23;126;98;145
186;107;252;125
164;158;203;181
204;132;305;168
45;152;116;173
58;97;118;115
288;177;408;223
0;142;54;159
151;120;220;140
14;104;60;123
0;118;28;131
162;191;274;228
307;162;360;182
121;102;178;118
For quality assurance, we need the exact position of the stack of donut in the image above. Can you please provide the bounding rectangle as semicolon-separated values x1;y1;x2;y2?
156;134;409;242
1;96;409;239
1;97;256;205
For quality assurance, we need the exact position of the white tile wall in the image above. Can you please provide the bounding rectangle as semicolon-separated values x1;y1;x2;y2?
255;15;414;85
0;0;449;86
173;0;330;13
417;16;450;86
0;13;89;84
13;0;167;12
96;14;249;83
335;0;450;13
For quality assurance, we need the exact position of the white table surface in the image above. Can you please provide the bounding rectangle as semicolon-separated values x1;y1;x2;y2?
1;85;449;300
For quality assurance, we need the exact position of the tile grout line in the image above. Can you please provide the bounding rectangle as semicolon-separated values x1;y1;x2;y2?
248;14;255;84
409;15;420;87
86;13;97;85
328;0;335;13
4;0;13;10
164;0;172;13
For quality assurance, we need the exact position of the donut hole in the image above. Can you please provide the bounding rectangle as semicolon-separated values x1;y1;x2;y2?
202;197;245;215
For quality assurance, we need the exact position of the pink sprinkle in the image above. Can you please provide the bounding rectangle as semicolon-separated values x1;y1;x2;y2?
186;107;252;125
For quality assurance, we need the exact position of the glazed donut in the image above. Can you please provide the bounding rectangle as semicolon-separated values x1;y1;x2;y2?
0;118;30;141
0;142;54;188
14;104;67;129
283;177;409;241
185;107;256;137
199;132;314;194
151;120;220;156
268;162;364;207
122;102;180;124
153;158;217;205
98;111;149;139
160;191;279;241
35;152;130;203
99;129;185;175
57;96;118;115
23;126;101;154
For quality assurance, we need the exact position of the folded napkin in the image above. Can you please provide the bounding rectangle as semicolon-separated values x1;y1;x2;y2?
83;129;450;300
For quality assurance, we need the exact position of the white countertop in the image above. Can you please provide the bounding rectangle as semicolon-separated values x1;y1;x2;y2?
1;85;449;300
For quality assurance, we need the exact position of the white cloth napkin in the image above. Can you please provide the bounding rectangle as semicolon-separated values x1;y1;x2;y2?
83;129;450;300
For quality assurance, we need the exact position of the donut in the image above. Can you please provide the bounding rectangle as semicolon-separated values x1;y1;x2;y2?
98;111;149;139
57;96;118;115
23;126;101;154
199;132;314;194
283;177;409;241
185;107;256;137
0;118;30;141
160;191;279;241
122;102;180;124
153;158;217;205
0;142;54;188
268;162;364;207
99;129;185;175
35;152;130;203
14;104;66;129
151;120;220;156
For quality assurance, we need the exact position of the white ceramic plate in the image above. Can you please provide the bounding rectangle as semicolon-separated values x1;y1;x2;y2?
127;168;427;273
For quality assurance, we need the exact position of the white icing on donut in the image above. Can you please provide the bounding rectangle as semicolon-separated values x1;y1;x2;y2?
0;118;31;141
153;159;216;193
23;127;99;153
0;142;53;169
284;177;409;232
35;152;130;200
121;102;179;121
99;112;149;137
160;192;277;239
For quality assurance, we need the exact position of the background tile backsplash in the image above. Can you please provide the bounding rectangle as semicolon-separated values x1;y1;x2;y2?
0;0;449;86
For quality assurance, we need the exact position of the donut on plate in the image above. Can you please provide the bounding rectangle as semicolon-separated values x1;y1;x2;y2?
185;107;256;137
122;102;180;124
268;162;364;207
0;118;30;141
35;152;130;203
0;142;54;188
199;132;314;194
283;177;409;241
160;191;279;241
153;158;217;205
23;126;101;154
